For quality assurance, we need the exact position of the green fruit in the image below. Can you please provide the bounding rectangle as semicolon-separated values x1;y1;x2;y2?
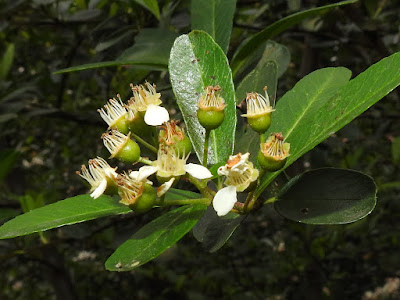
129;183;156;213
174;136;192;156
247;113;271;134
112;117;130;134
115;139;141;163
197;109;225;130
257;150;286;171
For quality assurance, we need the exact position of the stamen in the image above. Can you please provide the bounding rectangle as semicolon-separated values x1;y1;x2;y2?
98;96;127;126
198;85;225;108
245;91;273;116
118;173;144;205
102;130;129;156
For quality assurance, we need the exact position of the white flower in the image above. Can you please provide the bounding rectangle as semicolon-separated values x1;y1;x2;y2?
76;157;118;199
129;82;169;126
136;146;212;195
212;153;259;216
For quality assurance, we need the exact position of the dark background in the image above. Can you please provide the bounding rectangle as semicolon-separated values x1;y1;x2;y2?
0;0;399;299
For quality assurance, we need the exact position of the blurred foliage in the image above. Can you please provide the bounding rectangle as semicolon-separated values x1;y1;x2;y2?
0;0;399;299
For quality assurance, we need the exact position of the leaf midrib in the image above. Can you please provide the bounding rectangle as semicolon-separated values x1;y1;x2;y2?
0;204;129;238
283;70;338;140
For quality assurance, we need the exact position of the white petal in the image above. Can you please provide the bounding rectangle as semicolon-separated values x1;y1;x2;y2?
90;178;107;199
129;170;153;185
184;163;212;179
157;178;175;197
212;186;237;216
144;104;169;126
129;170;140;180
135;166;158;181
104;167;118;178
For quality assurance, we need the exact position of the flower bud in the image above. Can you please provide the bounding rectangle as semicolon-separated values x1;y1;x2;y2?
197;85;226;130
258;133;290;171
241;88;275;134
102;130;140;163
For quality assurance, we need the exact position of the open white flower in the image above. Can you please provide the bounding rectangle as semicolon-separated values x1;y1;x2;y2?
136;146;212;195
213;153;259;216
76;157;118;199
128;82;169;126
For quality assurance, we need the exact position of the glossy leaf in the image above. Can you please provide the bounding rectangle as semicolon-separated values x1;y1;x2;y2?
257;67;352;194
193;206;244;253
133;0;161;20
274;168;377;224
230;0;357;75
169;30;236;164
191;0;237;53
0;194;131;239
258;51;400;195
105;204;207;271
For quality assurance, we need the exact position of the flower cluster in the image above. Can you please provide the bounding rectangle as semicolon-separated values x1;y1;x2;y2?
77;82;290;217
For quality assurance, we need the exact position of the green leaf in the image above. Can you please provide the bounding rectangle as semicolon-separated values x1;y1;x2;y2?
0;43;15;80
235;60;278;105
191;0;237;53
133;0;160;20
230;0;357;75
193;206;244;252
169;30;236;164
54;60;165;74
0;194;131;239
258;51;400;194
274;168;377;224
257;67;352;194
105;204;206;271
55;28;178;74
233;40;290;80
